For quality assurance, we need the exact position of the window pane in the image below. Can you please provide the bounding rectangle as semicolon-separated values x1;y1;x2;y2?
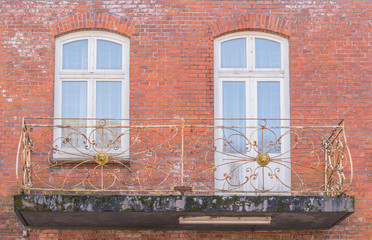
62;82;87;149
96;81;122;119
62;40;88;69
221;38;246;68
96;81;122;150
257;82;280;153
223;82;246;153
97;40;122;69
62;82;87;118
255;38;281;68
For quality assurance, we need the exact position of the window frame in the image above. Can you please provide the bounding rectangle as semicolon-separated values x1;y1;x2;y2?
214;32;290;194
54;31;130;159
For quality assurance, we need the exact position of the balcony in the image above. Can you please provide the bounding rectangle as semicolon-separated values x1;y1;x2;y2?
14;118;354;231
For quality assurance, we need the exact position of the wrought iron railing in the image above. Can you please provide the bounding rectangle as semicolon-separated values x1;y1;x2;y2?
16;118;353;196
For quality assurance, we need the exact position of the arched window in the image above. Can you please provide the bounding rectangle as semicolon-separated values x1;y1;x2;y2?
54;31;129;157
214;32;290;194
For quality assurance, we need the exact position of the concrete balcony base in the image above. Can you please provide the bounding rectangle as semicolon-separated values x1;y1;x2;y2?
14;194;354;231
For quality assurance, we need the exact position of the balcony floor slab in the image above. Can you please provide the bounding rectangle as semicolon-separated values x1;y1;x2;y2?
14;194;354;231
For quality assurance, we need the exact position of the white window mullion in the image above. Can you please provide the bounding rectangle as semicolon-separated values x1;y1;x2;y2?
249;36;253;71
245;78;251;156
90;37;95;73
83;78;93;150
249;78;258;157
89;78;96;119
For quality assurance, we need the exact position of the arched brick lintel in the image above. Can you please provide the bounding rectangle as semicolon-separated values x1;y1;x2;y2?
209;14;293;39
50;13;135;37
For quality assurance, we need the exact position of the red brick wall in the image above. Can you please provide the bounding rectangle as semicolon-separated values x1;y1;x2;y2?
0;0;371;239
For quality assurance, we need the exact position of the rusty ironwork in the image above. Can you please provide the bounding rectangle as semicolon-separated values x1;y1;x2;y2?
16;118;353;196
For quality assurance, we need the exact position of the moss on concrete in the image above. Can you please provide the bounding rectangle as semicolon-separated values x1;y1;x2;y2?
14;194;355;213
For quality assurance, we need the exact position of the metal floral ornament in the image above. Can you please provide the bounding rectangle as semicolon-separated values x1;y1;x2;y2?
256;153;270;167
96;151;109;166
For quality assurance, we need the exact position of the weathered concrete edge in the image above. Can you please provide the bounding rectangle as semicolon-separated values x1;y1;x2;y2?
14;194;355;213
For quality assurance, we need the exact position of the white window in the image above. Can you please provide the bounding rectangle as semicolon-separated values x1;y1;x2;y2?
214;32;290;194
54;31;129;158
